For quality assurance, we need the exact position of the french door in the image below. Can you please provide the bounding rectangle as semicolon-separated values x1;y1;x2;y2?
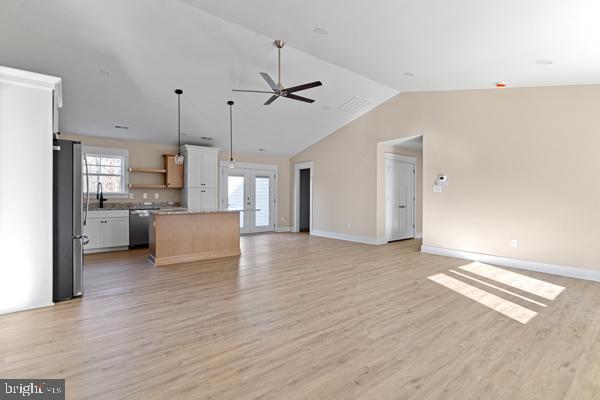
222;167;276;234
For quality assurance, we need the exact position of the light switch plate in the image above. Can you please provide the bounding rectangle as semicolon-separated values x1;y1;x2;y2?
433;185;443;193
154;193;159;199
510;239;519;248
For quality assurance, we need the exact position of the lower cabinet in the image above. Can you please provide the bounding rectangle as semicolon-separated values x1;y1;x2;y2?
85;210;129;252
186;187;218;211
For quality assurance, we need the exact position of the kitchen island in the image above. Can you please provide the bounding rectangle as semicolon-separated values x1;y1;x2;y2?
148;210;240;266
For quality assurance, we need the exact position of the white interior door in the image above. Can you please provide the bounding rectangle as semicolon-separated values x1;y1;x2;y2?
223;168;275;234
385;155;415;241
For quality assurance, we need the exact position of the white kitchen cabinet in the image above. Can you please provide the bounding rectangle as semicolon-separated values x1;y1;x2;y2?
85;210;129;252
102;217;129;248
85;219;103;249
181;145;220;211
201;151;218;188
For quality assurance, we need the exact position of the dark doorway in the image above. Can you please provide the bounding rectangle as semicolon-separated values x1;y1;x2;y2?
299;168;311;232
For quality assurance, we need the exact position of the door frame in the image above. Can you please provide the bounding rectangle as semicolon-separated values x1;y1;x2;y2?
219;161;278;233
384;153;416;242
293;161;313;233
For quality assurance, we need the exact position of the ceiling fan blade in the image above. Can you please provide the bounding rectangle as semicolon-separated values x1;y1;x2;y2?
283;81;322;94
264;95;279;105
259;72;279;90
232;89;275;94
285;93;315;103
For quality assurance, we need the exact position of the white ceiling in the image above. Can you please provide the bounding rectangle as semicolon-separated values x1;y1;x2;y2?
2;1;600;155
190;0;600;91
0;0;397;156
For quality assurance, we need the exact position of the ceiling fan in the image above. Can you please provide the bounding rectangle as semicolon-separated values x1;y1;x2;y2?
233;40;323;105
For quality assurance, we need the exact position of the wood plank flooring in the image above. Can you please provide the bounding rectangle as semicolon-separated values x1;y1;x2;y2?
1;233;600;399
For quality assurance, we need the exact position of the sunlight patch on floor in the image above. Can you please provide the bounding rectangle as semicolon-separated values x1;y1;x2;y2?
459;262;565;300
428;273;538;324
448;269;547;307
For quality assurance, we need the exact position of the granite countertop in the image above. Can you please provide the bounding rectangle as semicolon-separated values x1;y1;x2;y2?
151;209;241;215
88;202;180;211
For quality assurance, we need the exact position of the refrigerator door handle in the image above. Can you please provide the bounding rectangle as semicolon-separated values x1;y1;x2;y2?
83;153;90;227
73;237;83;297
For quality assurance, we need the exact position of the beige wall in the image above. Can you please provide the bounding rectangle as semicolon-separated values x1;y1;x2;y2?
376;143;423;237
62;134;291;227
61;134;181;203
291;85;600;270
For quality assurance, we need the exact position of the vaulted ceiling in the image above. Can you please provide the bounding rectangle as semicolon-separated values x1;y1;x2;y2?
1;0;599;155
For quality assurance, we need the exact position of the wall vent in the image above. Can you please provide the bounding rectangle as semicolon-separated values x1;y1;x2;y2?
337;96;372;113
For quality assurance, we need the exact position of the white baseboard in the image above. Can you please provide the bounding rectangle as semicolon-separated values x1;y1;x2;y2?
311;229;387;245
421;245;600;282
276;226;291;232
415;232;423;239
84;246;129;254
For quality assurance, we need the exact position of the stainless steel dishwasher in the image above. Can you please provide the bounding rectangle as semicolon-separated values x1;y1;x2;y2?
129;209;154;247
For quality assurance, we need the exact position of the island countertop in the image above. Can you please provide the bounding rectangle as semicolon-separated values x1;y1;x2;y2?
149;210;241;265
150;209;240;215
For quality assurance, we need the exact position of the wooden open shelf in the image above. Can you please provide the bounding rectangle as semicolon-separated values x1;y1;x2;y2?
129;167;167;174
128;184;167;189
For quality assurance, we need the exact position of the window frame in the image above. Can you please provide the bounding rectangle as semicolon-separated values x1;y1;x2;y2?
82;145;129;198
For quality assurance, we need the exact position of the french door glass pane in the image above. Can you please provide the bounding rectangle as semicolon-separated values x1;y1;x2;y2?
255;177;270;227
227;176;245;228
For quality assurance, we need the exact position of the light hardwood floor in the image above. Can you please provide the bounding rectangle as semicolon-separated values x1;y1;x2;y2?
1;233;600;399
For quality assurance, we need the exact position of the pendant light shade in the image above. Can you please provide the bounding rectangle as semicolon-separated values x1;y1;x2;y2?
174;89;184;165
227;100;235;169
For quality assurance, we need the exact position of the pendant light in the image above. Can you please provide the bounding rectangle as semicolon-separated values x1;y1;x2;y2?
174;89;184;165
227;100;235;169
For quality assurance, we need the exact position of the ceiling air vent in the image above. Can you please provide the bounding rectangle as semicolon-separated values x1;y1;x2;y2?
338;96;372;113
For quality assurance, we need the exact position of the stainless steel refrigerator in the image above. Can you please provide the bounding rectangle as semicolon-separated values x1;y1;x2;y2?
53;139;88;302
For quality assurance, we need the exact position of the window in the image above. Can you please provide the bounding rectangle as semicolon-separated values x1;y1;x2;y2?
82;146;129;197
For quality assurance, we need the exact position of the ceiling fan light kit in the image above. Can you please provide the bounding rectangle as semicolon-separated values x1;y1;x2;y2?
233;40;323;105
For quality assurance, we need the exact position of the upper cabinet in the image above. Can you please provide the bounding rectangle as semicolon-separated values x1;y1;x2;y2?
163;155;183;188
181;145;220;210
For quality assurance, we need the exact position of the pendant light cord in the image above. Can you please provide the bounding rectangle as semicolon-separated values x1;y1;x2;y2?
229;102;233;162
177;93;181;154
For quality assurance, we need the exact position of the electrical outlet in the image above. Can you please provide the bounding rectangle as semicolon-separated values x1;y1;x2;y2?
347;221;352;228
281;217;285;222
129;193;134;199
154;193;159;199
143;193;147;199
510;239;519;248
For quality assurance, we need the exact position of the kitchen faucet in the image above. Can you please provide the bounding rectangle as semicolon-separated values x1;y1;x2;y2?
97;182;106;208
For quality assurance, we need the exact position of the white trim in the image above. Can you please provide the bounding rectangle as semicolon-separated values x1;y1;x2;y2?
415;232;423;239
219;161;277;171
293;161;313;233
421;245;600;283
311;229;387;245
276;226;291;232
384;153;417;242
181;144;220;153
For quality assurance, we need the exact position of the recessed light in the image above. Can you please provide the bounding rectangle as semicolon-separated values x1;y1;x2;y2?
536;59;554;65
114;125;129;130
201;136;213;140
258;148;267;152
403;72;415;77
313;27;328;35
